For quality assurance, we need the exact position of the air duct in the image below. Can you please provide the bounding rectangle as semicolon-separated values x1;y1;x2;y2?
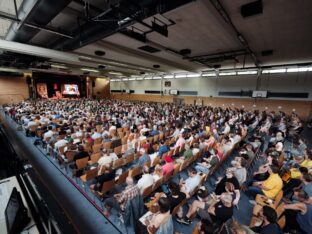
6;0;72;43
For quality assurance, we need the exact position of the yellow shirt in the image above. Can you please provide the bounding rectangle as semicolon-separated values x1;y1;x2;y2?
290;168;301;179
301;159;312;169
262;173;283;199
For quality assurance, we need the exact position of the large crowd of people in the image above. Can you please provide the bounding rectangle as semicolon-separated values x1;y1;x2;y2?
3;98;312;234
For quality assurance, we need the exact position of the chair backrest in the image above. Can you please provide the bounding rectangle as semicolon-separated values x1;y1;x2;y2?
92;143;102;153
114;145;122;156
121;136;128;145
173;146;180;156
130;166;142;177
103;141;112;150
76;157;89;170
80;167;98;183
144;160;151;168
29;125;38;132
173;163;181;177
94;137;103;145
172;199;186;217
59;145;67;155
180;160;188;172
90;153;101;164
125;154;134;165
277;215;285;229
154;135;159;143
152;178;163;191
142;185;153;198
65;151;76;162
148;137;154;144
100;179;115;195
163;170;173;182
276;202;285;218
273;190;283;208
152;157;160;167
116;170;129;185
113;158;123;170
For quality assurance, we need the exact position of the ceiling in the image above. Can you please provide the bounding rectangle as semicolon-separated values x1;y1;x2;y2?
0;0;311;78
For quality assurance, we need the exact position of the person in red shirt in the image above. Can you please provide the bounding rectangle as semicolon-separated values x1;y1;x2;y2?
162;155;174;176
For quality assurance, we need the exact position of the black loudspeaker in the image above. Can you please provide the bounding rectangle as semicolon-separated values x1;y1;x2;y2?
241;0;263;18
26;76;31;85
92;81;95;87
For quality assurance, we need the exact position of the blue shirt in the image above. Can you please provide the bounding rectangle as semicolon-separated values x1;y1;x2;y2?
158;145;169;157
138;154;151;167
151;130;159;136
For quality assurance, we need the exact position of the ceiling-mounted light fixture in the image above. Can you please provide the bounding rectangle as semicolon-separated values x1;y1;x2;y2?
81;68;99;73
51;64;67;69
187;73;201;78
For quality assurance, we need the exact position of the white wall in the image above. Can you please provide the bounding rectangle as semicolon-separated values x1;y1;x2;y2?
111;72;312;100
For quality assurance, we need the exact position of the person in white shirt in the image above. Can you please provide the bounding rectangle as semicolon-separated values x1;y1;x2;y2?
179;167;201;198
137;166;154;194
43;126;54;141
175;134;186;149
91;129;102;140
54;138;68;150
98;151;112;167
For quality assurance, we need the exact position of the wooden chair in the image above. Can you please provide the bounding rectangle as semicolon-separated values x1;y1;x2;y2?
163;171;173;183
92;143;102;153
103;141;112;150
173;163;181;177
173;146;180;156
124;154;134;166
114;145;122;156
144;160;151;168
89;153;101;165
153;135;159;143
277;215;285;229
113;158;123;170
59;145;67;156
94;137;103;145
276;202;285;218
152;144;159;152
152;178;163;191
116;170;129;185
65;150;76;162
76;157;89;170
142;185;153;198
148;137;154;144
97;179;115;197
152;157;160;167
172;199;186;217
80;167;98;183
36;129;44;138
180;160;189;172
121;136;128;145
256;190;283;208
130;166;142;177
29;125;38;134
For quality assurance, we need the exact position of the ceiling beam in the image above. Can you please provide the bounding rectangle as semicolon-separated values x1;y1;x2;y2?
95;40;197;72
208;0;260;67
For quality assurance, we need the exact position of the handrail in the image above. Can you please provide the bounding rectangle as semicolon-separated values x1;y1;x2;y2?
0;111;122;234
